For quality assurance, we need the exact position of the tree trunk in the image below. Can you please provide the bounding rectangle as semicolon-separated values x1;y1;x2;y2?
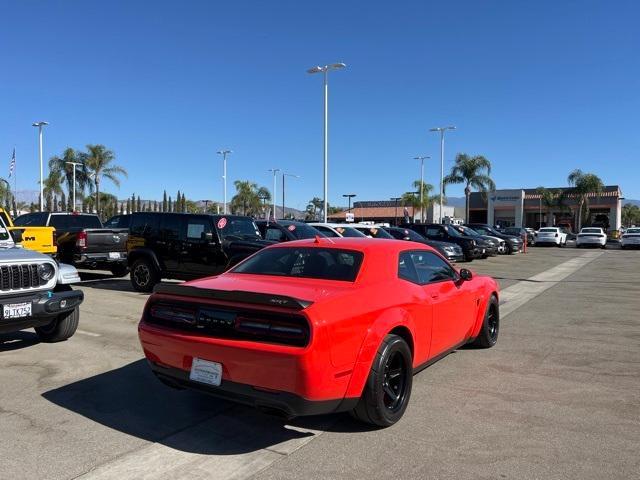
464;185;471;223
95;179;100;215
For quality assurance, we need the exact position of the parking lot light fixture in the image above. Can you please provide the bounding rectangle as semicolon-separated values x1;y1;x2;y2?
65;161;82;211
413;156;430;223
307;62;347;222
217;150;232;214
32;121;49;211
268;168;281;220
429;126;456;223
342;193;356;213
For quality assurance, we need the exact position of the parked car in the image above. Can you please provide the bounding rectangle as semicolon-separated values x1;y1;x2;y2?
103;214;131;230
404;223;481;261
127;212;273;292
350;224;395;239
464;224;523;254
576;227;607;248
384;226;464;262
14;212;129;276
501;227;533;246
452;225;500;256
139;237;499;427
0;207;57;255
535;227;568;247
525;228;537;244
308;223;367;238
0;215;83;342
620;227;640;249
256;220;323;242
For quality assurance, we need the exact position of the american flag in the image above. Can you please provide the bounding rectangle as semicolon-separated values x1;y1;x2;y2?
8;148;15;178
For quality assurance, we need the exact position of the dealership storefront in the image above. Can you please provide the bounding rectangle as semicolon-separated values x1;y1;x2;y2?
468;186;622;231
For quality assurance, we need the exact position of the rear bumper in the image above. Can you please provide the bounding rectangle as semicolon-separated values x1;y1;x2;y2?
576;237;606;245
0;289;84;333
149;361;358;417
138;321;355;413
74;252;127;267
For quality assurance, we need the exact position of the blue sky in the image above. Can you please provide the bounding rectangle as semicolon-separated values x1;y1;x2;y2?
1;0;639;210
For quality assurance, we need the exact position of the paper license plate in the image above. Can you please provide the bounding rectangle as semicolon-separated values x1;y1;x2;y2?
189;358;222;386
108;252;121;259
3;302;32;319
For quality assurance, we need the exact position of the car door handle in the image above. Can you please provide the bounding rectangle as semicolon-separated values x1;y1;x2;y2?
431;294;439;299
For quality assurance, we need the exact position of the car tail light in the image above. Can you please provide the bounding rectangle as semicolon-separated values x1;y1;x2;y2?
52;229;57;245
149;304;197;325
76;231;88;249
235;316;309;344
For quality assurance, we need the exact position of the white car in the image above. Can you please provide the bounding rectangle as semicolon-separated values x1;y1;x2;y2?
576;227;607;248
535;227;568;247
620;227;640;249
308;223;367;238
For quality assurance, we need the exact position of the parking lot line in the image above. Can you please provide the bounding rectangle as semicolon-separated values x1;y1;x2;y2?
499;250;603;318
76;329;102;337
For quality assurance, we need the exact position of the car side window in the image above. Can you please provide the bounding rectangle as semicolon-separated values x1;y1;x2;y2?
160;215;183;241
400;250;457;285
265;227;286;242
398;252;420;284
425;227;444;238
130;213;160;238
186;218;212;241
316;226;339;238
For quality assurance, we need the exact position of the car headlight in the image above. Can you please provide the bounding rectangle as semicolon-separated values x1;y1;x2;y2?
443;246;455;253
37;263;55;281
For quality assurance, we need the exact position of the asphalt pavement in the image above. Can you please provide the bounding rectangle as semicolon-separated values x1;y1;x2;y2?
0;245;638;480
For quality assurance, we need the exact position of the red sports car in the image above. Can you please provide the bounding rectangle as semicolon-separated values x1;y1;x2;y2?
138;237;500;426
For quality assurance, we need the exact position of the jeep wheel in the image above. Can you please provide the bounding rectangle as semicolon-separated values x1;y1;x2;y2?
35;307;79;343
131;258;159;293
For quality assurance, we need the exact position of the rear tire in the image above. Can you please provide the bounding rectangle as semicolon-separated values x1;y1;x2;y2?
35;307;79;343
130;258;159;293
350;334;413;427
471;296;499;348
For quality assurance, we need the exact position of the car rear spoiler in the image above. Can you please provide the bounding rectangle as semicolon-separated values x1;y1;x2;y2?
152;284;313;310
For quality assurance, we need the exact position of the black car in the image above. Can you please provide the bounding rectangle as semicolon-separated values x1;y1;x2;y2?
256;220;322;242
103;214;131;229
465;224;523;254
384;227;465;263
402;223;481;262
500;227;533;246
127;212;273;292
451;225;500;256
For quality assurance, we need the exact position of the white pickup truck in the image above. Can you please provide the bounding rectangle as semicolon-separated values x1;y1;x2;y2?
0;216;84;342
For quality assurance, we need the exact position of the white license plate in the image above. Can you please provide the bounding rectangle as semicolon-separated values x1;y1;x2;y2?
3;302;32;319
189;358;222;386
108;252;121;259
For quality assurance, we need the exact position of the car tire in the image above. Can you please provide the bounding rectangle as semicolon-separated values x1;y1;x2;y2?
35;307;80;343
471;295;499;348
601;244;606;249
110;264;129;278
130;258;159;293
351;334;413;427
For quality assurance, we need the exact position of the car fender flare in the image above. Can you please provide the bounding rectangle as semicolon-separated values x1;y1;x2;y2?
128;248;162;272
343;307;417;399
469;290;499;339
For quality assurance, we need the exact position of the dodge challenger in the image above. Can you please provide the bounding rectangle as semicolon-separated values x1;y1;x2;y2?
138;237;500;426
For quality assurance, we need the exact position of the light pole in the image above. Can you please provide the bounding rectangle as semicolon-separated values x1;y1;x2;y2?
282;173;299;220
202;199;210;213
268;168;280;220
65;161;82;211
32;121;49;211
429;126;456;224
307;62;347;223
342;194;356;212
217;150;232;214
413;156;430;223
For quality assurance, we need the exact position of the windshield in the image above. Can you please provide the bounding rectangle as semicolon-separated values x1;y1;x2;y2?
232;247;364;282
355;226;393;239
216;217;261;240
334;226;366;238
444;225;464;237
285;223;323;239
454;225;480;237
504;228;522;235
0;217;10;241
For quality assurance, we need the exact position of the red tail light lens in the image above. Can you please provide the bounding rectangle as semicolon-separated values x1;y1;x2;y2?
76;231;87;249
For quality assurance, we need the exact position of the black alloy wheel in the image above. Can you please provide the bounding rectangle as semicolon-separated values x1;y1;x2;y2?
472;295;499;348
131;258;159;293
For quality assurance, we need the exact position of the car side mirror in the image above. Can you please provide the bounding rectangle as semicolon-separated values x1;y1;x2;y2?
10;229;23;243
459;268;473;281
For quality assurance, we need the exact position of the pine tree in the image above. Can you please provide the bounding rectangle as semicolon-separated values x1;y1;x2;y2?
60;192;67;212
136;195;141;212
168;196;173;212
163;190;168;212
154;200;158;212
12;198;17;217
126;198;131;214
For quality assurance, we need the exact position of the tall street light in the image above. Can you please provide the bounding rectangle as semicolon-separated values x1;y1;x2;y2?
342;194;356;212
65;161;82;211
413;156;430;223
217;150;232;214
307;62;346;223
282;173;299;220
429;126;456;223
32;121;49;211
268;168;280;220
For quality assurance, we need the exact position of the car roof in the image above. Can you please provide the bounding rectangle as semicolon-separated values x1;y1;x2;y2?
255;219;304;226
265;236;426;253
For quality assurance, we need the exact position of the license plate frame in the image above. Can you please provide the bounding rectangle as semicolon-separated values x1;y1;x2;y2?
189;358;223;387
108;252;121;259
3;302;32;320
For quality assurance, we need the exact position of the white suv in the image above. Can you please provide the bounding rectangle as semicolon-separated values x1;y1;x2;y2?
536;227;568;247
576;227;607;248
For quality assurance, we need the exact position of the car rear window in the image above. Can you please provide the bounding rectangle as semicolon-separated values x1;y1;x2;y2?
232;247;364;282
539;228;558;232
49;214;103;229
627;228;640;234
581;228;601;233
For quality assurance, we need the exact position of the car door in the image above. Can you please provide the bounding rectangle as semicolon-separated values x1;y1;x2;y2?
157;214;184;273
180;215;226;277
406;250;475;357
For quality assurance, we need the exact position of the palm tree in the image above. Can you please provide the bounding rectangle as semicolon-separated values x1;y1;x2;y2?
82;145;127;215
401;180;435;221
42;170;63;199
306;197;323;221
621;204;640;227
567;169;604;230
536;187;563;227
49;148;92;206
443;153;495;222
230;180;270;217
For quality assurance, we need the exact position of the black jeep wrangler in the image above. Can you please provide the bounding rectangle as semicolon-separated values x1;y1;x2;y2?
126;212;273;292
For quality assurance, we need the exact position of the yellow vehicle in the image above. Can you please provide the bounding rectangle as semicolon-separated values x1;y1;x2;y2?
0;208;57;255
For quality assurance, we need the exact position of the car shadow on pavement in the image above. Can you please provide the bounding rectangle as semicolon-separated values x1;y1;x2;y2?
0;330;41;352
42;359;318;455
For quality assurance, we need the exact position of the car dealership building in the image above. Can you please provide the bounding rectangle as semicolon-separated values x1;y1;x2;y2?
468;185;623;231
